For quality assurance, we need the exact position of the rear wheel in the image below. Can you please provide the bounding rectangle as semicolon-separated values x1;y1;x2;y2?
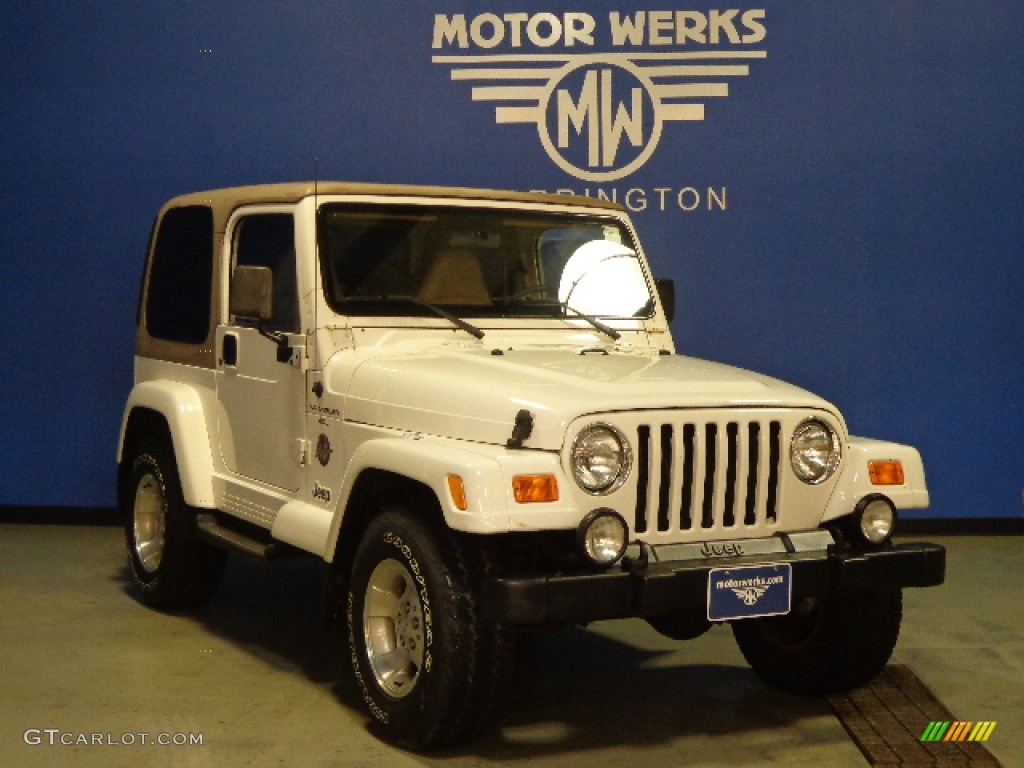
732;589;902;695
123;438;227;611
346;507;511;749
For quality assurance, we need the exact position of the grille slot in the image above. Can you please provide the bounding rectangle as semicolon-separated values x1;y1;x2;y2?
634;418;782;536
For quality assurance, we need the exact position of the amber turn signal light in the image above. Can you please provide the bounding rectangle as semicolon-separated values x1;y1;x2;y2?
447;475;469;510
513;475;559;503
868;460;905;486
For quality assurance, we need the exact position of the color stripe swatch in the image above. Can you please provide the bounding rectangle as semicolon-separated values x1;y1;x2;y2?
920;721;997;742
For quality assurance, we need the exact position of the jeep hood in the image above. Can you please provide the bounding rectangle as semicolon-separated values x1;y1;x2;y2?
339;347;837;451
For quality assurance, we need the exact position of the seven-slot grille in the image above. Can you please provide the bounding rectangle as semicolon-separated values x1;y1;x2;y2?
633;417;783;537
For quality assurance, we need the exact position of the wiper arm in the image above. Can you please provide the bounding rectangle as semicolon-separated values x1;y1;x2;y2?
564;304;621;341
342;295;485;340
406;296;486;340
496;296;621;341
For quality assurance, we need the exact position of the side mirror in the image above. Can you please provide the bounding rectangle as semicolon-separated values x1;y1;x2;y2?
230;265;273;322
655;278;675;324
229;265;293;363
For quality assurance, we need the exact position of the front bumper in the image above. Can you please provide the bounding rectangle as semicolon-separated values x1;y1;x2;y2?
481;541;946;625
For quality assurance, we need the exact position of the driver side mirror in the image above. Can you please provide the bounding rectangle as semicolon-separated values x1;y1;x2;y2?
230;265;273;322
229;265;293;363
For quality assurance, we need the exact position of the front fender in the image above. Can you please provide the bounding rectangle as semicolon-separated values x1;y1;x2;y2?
118;380;216;507
326;436;585;555
822;436;929;523
332;437;514;538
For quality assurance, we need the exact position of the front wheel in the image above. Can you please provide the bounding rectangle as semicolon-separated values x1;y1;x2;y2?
346;508;510;749
732;589;902;695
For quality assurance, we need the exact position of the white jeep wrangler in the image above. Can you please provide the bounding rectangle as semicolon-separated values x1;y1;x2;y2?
118;182;944;748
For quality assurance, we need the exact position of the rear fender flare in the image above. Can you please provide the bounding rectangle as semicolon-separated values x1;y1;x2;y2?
118;381;216;508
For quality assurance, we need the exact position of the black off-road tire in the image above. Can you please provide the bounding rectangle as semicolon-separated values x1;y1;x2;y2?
123;438;227;611
732;589;902;695
346;507;512;749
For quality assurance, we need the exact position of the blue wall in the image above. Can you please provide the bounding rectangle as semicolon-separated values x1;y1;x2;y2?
1;2;1020;518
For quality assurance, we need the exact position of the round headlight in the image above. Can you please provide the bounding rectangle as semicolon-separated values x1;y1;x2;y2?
577;508;629;566
571;424;631;494
856;496;896;544
790;419;841;484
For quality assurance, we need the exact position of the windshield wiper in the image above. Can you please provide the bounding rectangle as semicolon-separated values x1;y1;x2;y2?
496;295;622;341
341;295;485;339
564;304;621;341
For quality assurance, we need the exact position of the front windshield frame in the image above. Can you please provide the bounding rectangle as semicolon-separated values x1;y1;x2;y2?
316;201;656;321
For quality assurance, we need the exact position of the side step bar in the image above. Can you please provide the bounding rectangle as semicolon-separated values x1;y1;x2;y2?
196;513;276;559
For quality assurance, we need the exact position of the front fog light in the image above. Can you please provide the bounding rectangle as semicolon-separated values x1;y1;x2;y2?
856;495;896;544
577;508;628;567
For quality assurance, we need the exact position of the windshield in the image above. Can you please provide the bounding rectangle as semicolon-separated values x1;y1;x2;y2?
318;203;654;319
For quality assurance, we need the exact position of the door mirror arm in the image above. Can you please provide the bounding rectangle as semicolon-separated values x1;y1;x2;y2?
230;265;294;363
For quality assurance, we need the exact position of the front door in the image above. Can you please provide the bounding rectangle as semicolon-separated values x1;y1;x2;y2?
216;210;305;492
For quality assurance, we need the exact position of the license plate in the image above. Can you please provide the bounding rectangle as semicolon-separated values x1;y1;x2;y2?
707;563;792;621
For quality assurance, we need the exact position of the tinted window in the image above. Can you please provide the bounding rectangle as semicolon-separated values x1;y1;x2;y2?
233;214;298;332
145;206;214;343
318;204;652;319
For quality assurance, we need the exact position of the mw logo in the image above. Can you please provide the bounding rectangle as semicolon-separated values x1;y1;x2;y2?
542;61;658;181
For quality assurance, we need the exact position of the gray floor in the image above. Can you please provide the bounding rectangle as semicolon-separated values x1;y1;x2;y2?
0;523;1019;768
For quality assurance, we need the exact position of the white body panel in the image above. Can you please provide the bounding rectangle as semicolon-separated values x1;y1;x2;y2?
215;325;305;491
338;342;839;451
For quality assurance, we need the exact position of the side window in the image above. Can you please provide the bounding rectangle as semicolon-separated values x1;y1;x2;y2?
145;205;214;344
233;213;298;333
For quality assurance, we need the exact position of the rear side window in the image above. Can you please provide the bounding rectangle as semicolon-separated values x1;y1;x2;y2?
145;205;214;343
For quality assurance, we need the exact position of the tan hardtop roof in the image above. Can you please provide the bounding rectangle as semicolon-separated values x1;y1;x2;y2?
162;181;624;230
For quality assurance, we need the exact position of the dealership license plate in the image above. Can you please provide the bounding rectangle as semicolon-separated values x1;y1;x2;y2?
707;563;792;621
